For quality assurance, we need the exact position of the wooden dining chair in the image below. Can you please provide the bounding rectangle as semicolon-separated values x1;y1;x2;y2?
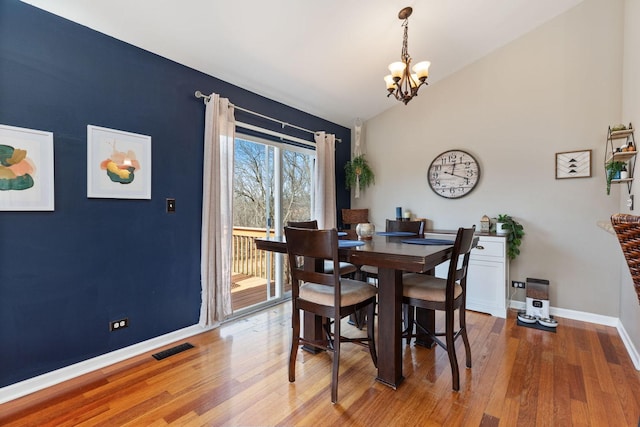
402;226;476;391
360;219;425;282
388;218;426;235
284;226;378;403
287;220;357;276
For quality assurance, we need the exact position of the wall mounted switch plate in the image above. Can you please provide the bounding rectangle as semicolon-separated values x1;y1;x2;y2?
166;198;176;213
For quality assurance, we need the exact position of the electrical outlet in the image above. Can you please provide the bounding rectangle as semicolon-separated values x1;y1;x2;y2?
109;318;129;331
511;280;526;289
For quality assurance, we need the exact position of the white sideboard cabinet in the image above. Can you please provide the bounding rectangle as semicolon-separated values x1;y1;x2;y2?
429;233;508;318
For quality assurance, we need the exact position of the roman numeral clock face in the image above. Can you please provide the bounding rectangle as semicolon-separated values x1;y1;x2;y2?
428;149;480;199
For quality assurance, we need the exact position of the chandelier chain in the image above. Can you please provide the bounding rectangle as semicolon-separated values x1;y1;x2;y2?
401;19;411;64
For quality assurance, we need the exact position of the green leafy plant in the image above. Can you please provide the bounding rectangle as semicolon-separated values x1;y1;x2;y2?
605;160;626;195
344;155;375;192
495;214;525;261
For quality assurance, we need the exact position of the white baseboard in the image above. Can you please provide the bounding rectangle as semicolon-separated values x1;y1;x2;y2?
509;300;639;370
0;324;209;405
510;300;619;325
616;321;640;370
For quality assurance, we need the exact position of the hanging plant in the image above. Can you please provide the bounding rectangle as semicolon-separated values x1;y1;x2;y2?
605;160;626;195
345;155;375;194
494;214;525;261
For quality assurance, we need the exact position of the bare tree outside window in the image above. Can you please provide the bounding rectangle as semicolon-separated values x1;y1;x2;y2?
281;149;313;224
231;136;313;312
233;138;313;228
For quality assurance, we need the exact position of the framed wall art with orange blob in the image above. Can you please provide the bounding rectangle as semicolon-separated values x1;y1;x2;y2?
0;124;54;211
87;125;151;199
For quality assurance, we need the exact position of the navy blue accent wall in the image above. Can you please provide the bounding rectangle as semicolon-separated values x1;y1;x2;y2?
0;0;350;387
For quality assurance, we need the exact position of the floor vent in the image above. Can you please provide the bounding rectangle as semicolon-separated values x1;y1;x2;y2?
152;342;194;360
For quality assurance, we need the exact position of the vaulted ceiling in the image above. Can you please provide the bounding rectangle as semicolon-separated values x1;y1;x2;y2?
22;0;584;127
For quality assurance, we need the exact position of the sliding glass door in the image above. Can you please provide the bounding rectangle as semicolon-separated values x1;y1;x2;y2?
231;134;314;313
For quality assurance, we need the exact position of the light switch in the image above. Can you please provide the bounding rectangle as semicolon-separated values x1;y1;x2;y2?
166;198;176;213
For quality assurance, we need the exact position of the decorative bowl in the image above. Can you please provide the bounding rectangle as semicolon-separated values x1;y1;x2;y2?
355;222;375;240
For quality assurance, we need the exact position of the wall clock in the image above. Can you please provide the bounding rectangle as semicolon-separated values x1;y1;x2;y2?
427;149;481;199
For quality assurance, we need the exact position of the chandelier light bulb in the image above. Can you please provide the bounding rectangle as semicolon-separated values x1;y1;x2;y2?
413;61;431;80
384;75;396;91
388;62;406;80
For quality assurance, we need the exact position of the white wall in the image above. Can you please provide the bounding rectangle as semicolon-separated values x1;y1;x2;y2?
355;0;625;316
619;0;640;358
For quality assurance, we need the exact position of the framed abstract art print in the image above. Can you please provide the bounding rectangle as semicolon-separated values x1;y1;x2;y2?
87;125;151;199
0;124;54;211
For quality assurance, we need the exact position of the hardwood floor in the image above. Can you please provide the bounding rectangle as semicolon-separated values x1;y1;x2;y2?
230;274;291;312
2;304;640;426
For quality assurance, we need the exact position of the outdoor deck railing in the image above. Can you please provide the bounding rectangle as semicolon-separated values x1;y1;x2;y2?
232;227;270;277
233;226;284;279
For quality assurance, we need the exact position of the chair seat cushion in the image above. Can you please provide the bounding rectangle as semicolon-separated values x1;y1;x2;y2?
360;265;378;275
300;279;377;307
324;260;358;276
402;273;462;302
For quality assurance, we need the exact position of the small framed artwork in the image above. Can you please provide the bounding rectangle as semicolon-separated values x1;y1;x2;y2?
0;124;55;211
556;149;591;179
87;125;151;199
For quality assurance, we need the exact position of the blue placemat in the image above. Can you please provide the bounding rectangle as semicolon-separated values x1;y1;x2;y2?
401;238;454;245
338;240;365;248
376;231;417;236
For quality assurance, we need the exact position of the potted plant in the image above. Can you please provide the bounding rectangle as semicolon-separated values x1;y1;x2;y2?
494;214;525;261
344;154;375;195
605;160;626;195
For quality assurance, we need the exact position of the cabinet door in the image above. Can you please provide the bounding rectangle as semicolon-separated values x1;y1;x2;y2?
466;258;506;318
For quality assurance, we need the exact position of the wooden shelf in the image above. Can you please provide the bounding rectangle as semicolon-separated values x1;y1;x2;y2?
609;129;634;140
606;151;637;164
605;123;636;194
611;178;633;184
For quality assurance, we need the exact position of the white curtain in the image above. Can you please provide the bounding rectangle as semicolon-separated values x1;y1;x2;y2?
353;118;363;199
199;93;235;327
313;132;337;229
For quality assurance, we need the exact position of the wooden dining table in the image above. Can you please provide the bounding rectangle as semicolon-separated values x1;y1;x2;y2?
255;233;460;389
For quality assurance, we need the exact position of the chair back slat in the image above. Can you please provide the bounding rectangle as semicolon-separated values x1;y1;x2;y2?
446;226;477;299
284;227;341;303
285;227;335;259
295;270;336;286
341;209;369;226
287;220;318;229
386;219;424;235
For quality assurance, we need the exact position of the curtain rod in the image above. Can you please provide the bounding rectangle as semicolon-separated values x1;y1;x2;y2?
194;90;341;143
236;121;315;147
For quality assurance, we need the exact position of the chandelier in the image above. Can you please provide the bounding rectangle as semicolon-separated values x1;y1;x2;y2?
384;7;430;105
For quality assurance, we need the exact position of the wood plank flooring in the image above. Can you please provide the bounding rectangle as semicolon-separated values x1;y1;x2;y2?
2;305;639;426
231;274;291;312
